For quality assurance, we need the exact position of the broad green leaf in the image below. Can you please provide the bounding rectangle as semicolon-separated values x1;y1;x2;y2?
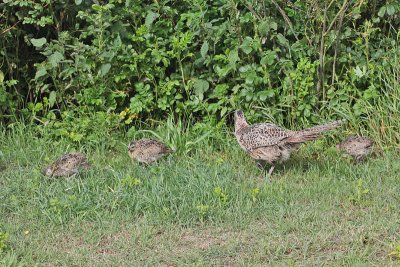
245;70;258;84
239;12;253;23
30;38;47;48
100;63;111;77
270;21;278;31
354;66;365;78
193;79;209;93
221;107;228;117
48;52;64;67
75;0;82;4
261;50;277;66
258;21;269;36
92;4;102;11
34;103;43;112
241;37;253;54
304;108;311;118
0;70;4;83
200;41;209;58
276;34;289;47
228;49;239;65
386;5;395;16
363;87;378;100
48;91;57;107
69;132;84;142
258;90;274;101
35;67;47;80
193;79;209;100
145;11;159;27
378;6;386;17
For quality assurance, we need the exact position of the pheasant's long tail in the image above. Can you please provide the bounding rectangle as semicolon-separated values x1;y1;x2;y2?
285;119;346;144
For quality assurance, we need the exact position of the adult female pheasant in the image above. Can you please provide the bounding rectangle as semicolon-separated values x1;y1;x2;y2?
234;110;345;175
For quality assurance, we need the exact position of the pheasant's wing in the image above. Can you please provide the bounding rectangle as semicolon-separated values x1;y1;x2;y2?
358;137;373;148
249;146;282;164
74;154;90;169
239;123;293;150
52;154;72;167
145;139;171;154
342;136;372;148
133;140;168;158
158;143;172;154
348;138;373;151
55;153;88;170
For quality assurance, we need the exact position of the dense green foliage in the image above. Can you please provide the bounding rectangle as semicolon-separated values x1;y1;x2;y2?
1;0;400;143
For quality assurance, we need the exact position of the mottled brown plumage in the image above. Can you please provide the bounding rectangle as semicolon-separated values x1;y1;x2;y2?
42;152;90;177
336;136;373;162
234;110;345;175
128;138;172;164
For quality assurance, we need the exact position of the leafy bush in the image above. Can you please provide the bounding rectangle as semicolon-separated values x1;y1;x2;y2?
1;0;399;145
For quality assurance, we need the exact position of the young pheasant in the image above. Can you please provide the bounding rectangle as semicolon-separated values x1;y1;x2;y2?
128;138;172;164
234;110;345;175
42;152;90;177
336;136;373;163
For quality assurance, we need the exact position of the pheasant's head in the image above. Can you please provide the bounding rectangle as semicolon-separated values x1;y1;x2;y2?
42;166;54;177
128;141;138;152
234;110;249;134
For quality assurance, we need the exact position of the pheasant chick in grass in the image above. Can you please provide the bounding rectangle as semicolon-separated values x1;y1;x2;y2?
128;138;172;164
42;152;90;177
336;136;373;163
234;110;345;176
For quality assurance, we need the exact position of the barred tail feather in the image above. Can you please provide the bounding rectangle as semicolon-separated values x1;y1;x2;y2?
285;119;346;144
300;119;346;133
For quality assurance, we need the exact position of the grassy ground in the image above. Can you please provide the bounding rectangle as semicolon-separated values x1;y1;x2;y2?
0;125;399;266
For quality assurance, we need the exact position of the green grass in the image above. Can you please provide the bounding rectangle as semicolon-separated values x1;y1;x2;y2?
0;124;399;266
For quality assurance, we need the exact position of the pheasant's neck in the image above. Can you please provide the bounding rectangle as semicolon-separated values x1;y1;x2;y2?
234;120;250;151
235;120;249;135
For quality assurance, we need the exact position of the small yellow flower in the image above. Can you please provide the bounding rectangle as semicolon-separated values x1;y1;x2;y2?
215;158;224;165
119;110;127;118
129;113;139;119
121;177;141;188
24;230;29;235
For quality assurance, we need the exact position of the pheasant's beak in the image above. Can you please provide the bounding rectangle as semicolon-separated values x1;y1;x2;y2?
127;142;135;150
42;167;52;176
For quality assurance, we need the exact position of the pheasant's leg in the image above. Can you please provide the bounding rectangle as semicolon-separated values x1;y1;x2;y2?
267;165;275;176
354;155;364;164
70;169;79;177
256;160;266;169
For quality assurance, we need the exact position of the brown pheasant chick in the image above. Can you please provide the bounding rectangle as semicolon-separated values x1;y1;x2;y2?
234;110;345;176
42;152;90;177
336;136;373;162
128;138;172;164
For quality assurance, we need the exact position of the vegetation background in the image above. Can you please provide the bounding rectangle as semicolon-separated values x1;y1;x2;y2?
1;0;400;265
1;0;399;145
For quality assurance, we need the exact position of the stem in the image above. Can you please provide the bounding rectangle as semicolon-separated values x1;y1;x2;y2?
317;8;326;101
331;4;346;86
178;56;187;97
271;0;300;42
